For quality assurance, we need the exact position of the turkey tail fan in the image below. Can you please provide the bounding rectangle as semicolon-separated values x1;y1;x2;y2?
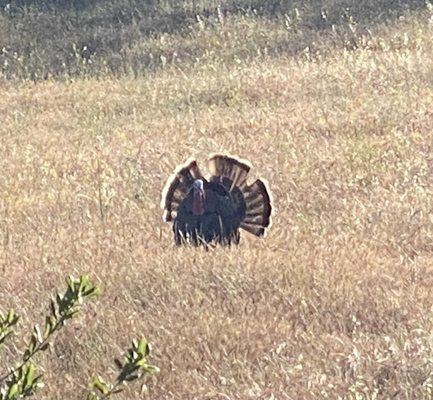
240;178;272;237
161;158;203;222
207;154;272;237
208;154;251;191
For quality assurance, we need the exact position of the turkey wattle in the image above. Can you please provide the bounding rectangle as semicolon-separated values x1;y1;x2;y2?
161;154;272;245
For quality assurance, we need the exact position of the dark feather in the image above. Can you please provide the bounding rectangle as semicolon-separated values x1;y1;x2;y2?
161;159;203;222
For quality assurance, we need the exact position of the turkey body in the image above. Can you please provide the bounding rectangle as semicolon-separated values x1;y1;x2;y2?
161;154;272;246
173;182;246;245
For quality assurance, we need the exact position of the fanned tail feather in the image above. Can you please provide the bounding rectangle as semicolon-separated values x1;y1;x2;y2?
241;179;272;235
161;158;203;222
207;155;272;237
208;154;251;190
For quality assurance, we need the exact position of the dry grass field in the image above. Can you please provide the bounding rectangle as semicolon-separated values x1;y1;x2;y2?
2;2;433;399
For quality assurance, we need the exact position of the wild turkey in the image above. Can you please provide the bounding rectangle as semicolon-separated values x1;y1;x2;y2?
161;154;272;245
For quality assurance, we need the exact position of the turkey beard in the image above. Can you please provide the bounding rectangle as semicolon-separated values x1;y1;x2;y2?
192;191;205;215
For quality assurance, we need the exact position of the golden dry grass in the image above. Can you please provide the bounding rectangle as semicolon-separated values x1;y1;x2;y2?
2;7;433;400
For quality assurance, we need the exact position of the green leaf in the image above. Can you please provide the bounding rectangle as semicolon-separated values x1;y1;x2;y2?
135;359;145;368
79;275;90;292
91;376;109;395
23;348;31;360
44;316;52;337
7;383;19;400
83;287;100;297
27;335;37;356
50;299;57;319
137;339;148;356
23;363;35;389
6;309;15;324
144;364;160;374
33;324;43;343
0;331;12;345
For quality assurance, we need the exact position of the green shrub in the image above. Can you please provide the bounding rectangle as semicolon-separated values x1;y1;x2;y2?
0;275;158;400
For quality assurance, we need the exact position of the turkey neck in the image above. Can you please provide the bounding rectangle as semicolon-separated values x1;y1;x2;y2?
192;190;205;215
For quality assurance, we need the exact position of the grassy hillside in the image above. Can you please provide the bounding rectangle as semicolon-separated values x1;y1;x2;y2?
0;0;427;80
2;0;433;399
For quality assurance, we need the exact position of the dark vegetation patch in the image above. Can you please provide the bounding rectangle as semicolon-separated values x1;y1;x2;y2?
0;0;427;80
